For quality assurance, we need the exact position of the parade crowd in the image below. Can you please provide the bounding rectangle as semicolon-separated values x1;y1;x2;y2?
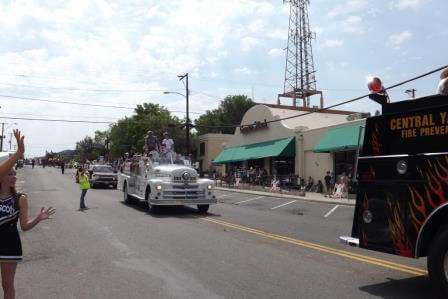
221;166;353;198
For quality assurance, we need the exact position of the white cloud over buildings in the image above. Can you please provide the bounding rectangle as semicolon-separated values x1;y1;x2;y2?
387;30;413;48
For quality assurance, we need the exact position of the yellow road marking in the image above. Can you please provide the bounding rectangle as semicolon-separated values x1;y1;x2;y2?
200;217;428;276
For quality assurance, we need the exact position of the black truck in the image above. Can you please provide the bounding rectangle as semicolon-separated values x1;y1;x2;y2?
342;76;448;295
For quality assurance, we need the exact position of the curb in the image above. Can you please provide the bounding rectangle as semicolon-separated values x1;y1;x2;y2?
215;187;356;206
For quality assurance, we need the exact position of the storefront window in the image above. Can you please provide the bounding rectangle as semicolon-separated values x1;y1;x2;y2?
334;151;355;178
247;159;264;169
271;157;294;176
334;150;357;193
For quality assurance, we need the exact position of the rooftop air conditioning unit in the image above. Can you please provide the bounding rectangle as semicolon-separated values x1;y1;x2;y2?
346;112;371;121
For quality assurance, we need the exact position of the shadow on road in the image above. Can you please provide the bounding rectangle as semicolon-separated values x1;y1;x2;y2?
119;201;221;219
359;275;442;299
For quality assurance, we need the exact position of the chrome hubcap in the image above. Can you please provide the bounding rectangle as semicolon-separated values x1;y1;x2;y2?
444;251;448;282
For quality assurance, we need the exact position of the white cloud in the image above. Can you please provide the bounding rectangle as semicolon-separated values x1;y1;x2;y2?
342;16;364;33
328;0;368;18
241;37;260;52
248;20;265;33
313;26;324;35
324;39;344;47
388;30;412;48
268;48;283;57
266;29;286;40
389;0;426;9
234;67;253;75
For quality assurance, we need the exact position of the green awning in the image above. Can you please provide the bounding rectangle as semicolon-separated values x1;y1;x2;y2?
313;123;365;153
213;137;295;164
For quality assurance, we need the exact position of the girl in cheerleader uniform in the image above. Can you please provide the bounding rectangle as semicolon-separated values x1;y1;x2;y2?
0;130;55;299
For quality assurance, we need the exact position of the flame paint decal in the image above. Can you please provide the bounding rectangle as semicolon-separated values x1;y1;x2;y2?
409;157;448;235
387;195;413;257
359;155;448;258
371;122;381;155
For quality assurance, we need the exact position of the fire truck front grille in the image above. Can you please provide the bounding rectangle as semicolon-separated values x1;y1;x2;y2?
163;184;205;199
173;177;197;183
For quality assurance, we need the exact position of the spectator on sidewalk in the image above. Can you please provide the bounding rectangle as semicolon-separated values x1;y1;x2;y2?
315;180;324;193
341;172;349;198
324;171;332;197
305;176;314;191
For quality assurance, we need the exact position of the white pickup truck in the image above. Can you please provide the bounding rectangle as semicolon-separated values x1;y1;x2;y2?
117;153;216;213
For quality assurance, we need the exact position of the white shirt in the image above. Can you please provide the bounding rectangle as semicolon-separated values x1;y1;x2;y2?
162;138;174;152
438;78;448;95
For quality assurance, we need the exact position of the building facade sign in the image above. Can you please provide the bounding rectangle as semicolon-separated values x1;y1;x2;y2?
240;120;268;134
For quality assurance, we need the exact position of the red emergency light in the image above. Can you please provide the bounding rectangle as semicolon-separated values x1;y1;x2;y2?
368;77;383;93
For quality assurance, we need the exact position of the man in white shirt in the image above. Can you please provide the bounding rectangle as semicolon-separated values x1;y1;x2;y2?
162;132;174;154
438;68;448;95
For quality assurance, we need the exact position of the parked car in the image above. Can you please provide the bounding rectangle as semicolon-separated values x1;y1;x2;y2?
16;159;24;168
89;164;117;188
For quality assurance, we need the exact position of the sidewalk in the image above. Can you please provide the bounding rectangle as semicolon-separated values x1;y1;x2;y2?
215;184;356;206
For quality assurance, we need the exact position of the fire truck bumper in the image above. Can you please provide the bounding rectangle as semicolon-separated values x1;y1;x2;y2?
149;198;217;205
339;236;359;247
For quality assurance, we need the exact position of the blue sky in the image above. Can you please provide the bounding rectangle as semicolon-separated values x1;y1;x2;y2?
0;0;446;156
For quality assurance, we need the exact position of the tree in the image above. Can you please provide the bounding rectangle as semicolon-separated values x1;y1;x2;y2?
108;103;185;158
194;95;255;135
75;136;97;162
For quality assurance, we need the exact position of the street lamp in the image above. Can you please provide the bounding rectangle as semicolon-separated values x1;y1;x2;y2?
164;73;190;155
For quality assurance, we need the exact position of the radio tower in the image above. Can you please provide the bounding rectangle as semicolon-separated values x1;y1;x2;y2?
278;0;323;108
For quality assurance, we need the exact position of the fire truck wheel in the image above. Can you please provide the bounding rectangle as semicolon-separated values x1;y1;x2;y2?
197;204;209;214
123;183;132;204
145;187;157;213
427;225;448;295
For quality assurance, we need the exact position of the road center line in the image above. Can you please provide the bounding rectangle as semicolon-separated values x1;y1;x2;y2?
324;205;339;218
199;217;427;276
235;196;264;205
271;200;296;210
217;194;233;199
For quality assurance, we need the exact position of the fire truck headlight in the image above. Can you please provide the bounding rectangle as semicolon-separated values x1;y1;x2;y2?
396;160;408;175
207;185;213;190
156;185;163;191
363;210;373;224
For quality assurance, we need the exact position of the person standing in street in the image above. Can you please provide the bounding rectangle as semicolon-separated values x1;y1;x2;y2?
76;167;90;210
31;159;35;169
0;129;56;299
60;160;65;174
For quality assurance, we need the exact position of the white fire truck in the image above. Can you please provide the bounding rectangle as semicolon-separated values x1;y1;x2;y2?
117;152;216;213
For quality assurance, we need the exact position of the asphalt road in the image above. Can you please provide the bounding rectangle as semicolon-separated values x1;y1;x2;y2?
13;166;436;299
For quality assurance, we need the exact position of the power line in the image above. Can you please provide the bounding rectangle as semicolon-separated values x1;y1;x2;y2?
0;94;135;109
0;82;175;93
0;93;205;114
193;65;448;129
0;116;114;124
0;112;121;120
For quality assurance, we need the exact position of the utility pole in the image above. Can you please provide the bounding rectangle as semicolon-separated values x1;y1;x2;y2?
405;88;416;99
0;123;4;152
9;132;12;151
178;73;190;155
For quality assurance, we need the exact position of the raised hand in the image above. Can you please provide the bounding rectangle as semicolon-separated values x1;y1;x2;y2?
13;129;25;155
37;207;56;221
